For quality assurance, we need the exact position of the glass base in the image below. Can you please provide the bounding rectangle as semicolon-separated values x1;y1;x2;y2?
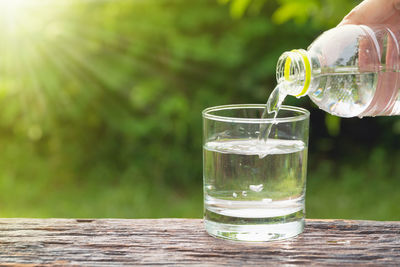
204;218;304;242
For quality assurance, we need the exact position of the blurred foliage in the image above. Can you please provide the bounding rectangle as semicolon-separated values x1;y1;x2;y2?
325;114;341;136
219;0;355;26
0;0;399;220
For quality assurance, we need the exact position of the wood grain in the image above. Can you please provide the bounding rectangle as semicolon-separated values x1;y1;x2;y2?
0;219;398;266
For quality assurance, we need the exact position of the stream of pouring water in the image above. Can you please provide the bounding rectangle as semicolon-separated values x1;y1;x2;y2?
258;82;288;143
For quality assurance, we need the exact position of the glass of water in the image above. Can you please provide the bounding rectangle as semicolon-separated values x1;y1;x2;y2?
202;104;309;242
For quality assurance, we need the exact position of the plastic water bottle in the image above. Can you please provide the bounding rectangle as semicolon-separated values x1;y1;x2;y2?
276;24;400;118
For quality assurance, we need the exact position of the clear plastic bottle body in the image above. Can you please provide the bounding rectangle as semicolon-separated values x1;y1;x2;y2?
277;24;400;118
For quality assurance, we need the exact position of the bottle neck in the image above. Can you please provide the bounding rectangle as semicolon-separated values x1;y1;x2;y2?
276;49;312;97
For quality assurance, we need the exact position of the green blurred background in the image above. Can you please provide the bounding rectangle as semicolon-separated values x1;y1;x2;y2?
0;0;399;220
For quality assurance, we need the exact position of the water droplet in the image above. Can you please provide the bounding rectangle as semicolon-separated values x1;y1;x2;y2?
249;184;264;192
232;192;238;198
242;191;247;197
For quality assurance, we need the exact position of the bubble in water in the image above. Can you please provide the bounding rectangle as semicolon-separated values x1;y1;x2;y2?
232;192;238;198
242;191;247;197
249;184;264;192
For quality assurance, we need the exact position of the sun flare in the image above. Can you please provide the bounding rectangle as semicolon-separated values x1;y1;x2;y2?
0;0;58;35
0;0;75;116
0;0;160;124
0;0;29;9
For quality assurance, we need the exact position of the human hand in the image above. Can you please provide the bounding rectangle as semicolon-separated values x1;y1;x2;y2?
339;0;400;26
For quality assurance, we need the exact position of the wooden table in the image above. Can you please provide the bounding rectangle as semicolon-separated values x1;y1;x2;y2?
0;219;399;266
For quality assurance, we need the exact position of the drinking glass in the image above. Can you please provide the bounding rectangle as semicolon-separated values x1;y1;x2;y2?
202;104;309;242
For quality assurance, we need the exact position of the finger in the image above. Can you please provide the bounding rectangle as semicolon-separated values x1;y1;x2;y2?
338;0;400;26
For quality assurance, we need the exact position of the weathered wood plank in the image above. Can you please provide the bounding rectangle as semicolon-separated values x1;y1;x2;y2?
0;219;398;266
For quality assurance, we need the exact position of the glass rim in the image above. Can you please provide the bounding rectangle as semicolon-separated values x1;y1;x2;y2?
202;104;309;123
